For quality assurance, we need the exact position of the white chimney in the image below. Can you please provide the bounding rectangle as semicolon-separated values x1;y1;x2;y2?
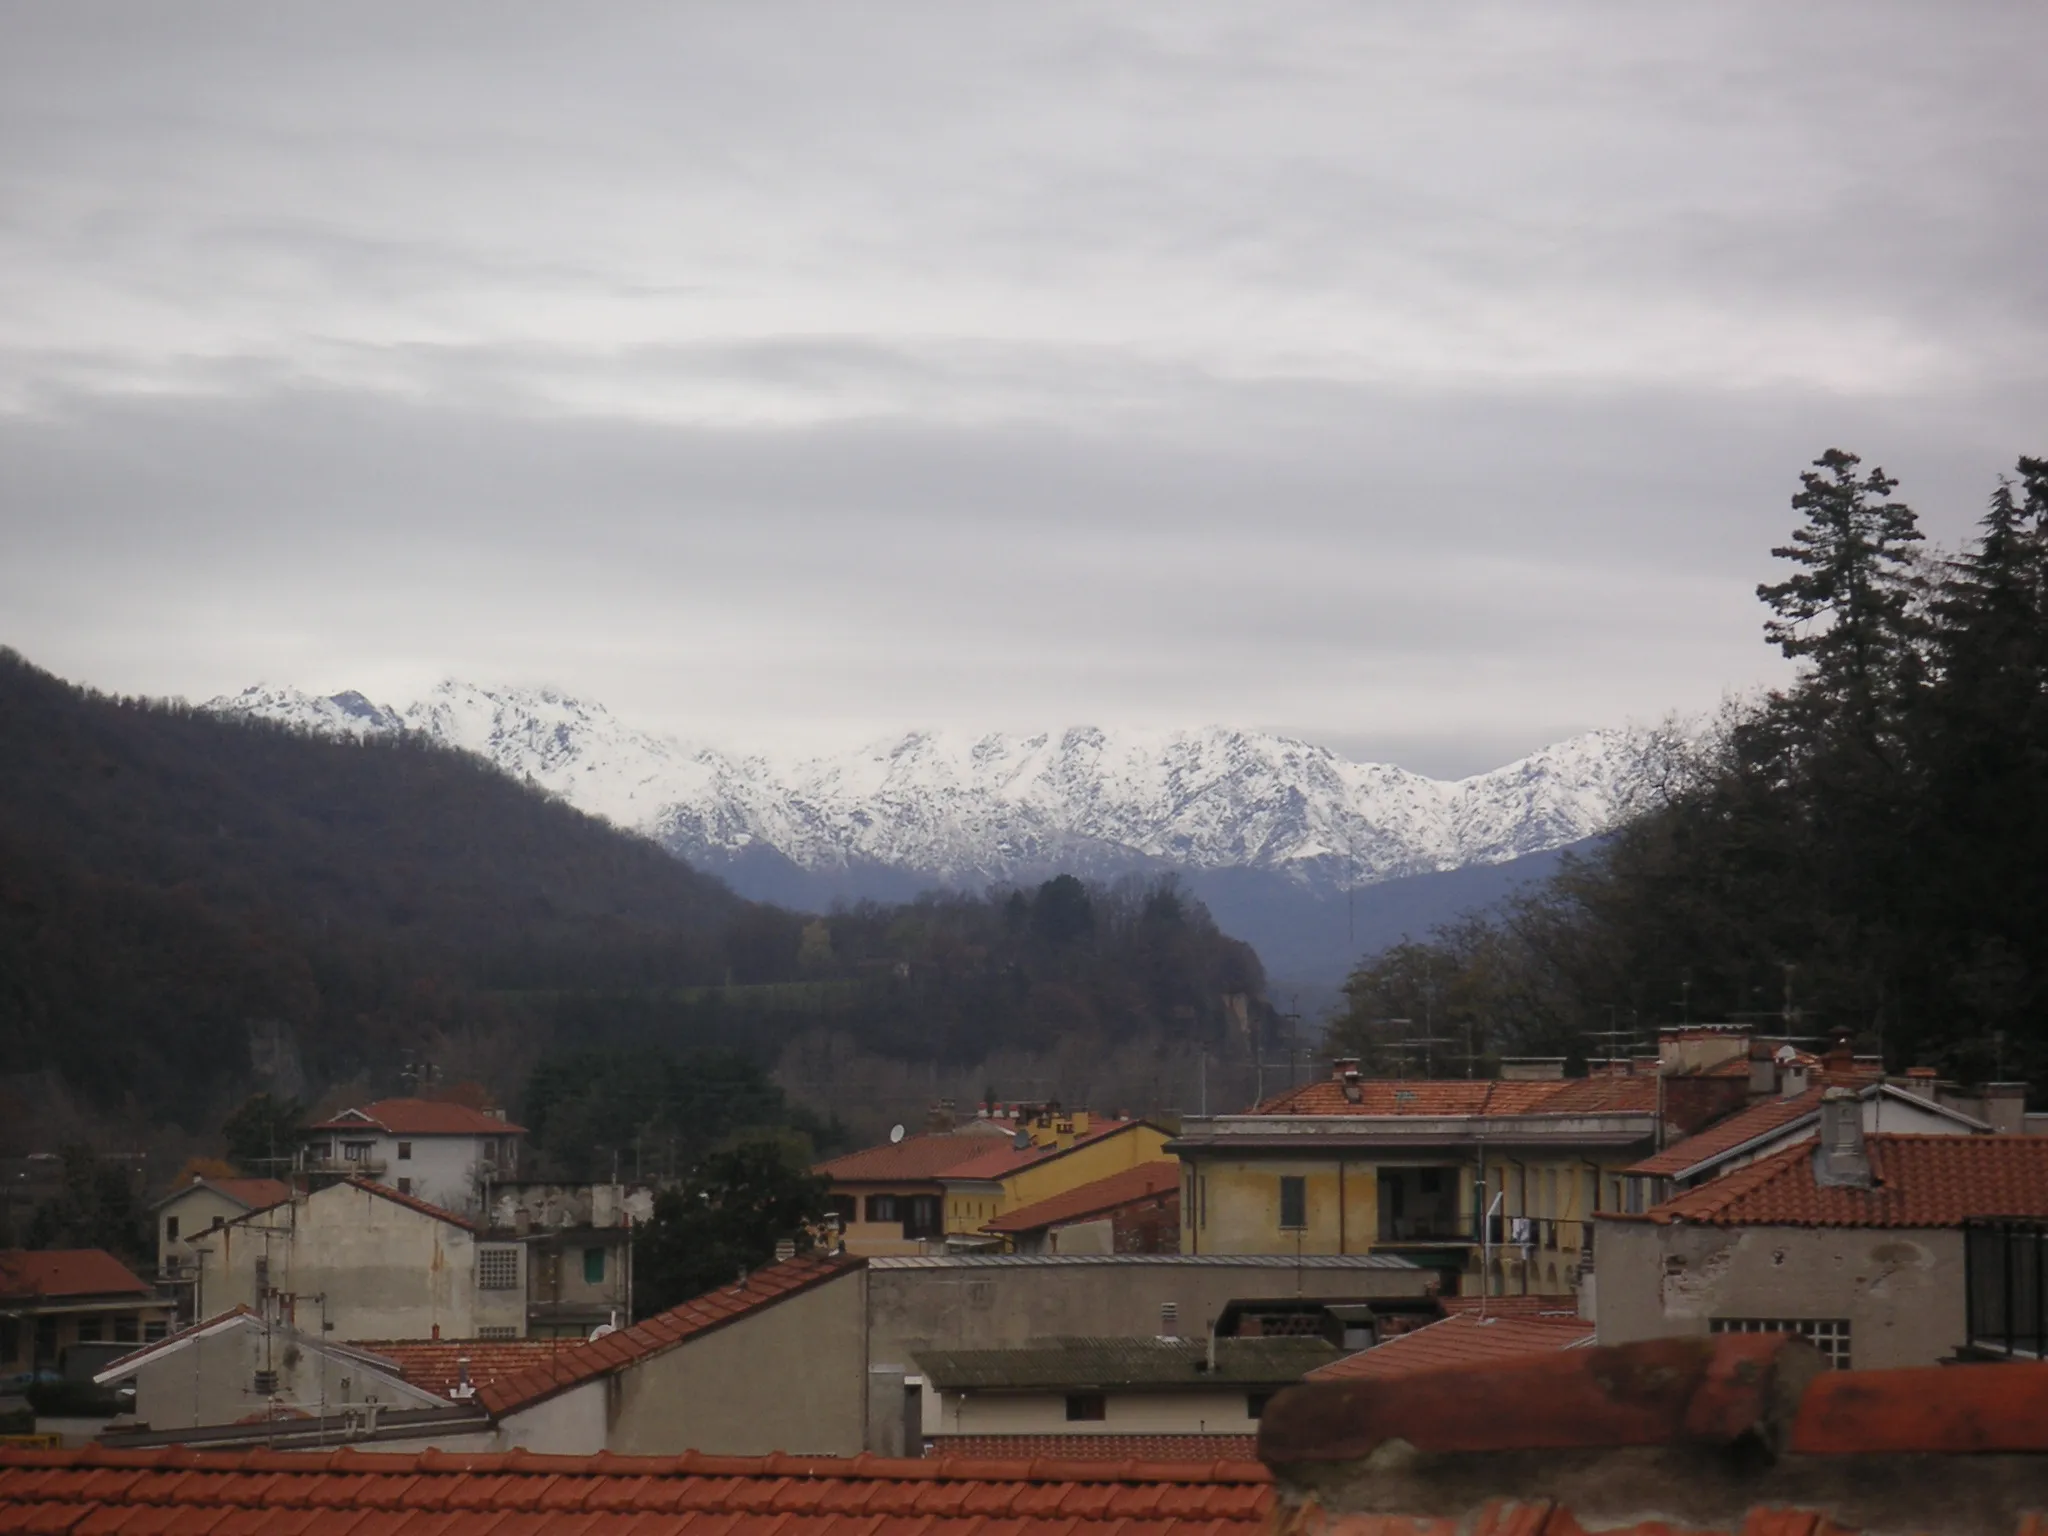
1812;1087;1872;1188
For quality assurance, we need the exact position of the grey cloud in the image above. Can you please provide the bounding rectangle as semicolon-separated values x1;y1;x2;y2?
0;1;2043;773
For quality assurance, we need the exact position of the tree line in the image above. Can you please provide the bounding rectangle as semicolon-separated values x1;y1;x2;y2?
1332;450;2048;1093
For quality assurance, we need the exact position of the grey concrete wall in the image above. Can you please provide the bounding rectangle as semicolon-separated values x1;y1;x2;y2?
863;1257;1434;1454
129;1323;441;1430
1593;1218;1966;1368
609;1268;868;1456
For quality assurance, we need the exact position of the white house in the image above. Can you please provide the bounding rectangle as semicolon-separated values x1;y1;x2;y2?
304;1098;525;1217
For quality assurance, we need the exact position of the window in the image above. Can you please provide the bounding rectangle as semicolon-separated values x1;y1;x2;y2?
396;1178;412;1195
397;1141;412;1161
75;1317;102;1343
477;1246;520;1290
583;1246;606;1284
903;1195;943;1239
144;1321;168;1342
1065;1392;1107;1421
1710;1318;1851;1369
113;1315;139;1344
1246;1391;1274;1420
1279;1176;1307;1230
343;1141;373;1162
164;1217;179;1243
477;1325;519;1340
866;1194;899;1224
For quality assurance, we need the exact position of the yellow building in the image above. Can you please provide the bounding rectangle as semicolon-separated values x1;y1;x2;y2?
1168;1053;1750;1297
817;1106;1171;1256
938;1112;1172;1246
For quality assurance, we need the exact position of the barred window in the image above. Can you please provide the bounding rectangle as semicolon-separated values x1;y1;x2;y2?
477;1245;520;1290
1710;1317;1851;1369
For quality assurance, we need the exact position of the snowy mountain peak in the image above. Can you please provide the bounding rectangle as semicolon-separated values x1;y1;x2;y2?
206;682;1653;889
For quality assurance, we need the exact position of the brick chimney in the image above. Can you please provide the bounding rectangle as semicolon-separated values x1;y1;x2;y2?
1812;1087;1872;1188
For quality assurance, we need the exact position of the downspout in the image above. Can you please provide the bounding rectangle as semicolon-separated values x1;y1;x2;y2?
1337;1161;1346;1255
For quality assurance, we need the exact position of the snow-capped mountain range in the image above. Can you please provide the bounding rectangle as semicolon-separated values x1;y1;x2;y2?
208;681;1653;892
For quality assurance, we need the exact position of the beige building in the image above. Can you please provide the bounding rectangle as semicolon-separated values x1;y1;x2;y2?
913;1336;1335;1451
151;1176;290;1324
0;1250;172;1376
1169;1060;1718;1296
197;1178;528;1342
303;1098;525;1218
1594;1097;2048;1370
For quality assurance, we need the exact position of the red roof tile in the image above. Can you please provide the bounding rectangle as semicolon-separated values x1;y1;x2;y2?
1307;1313;1593;1382
154;1176;294;1213
1639;1133;2048;1228
940;1121;1154;1183
357;1339;592;1397
0;1248;152;1300
932;1435;1257;1462
309;1098;527;1136
1251;1077;1658;1117
816;1126;1020;1182
0;1445;1273;1536
985;1161;1180;1234
476;1253;862;1415
1623;1087;1827;1177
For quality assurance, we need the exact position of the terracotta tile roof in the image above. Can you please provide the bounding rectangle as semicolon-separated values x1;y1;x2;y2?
1436;1294;1588;1319
357;1338;591;1397
0;1444;1274;1535
1640;1133;2048;1228
816;1126;1019;1182
941;1121;1151;1183
1251;1076;1657;1117
932;1434;1258;1462
309;1097;527;1136
985;1160;1180;1233
0;1248;152;1300
1307;1312;1593;1381
341;1174;480;1232
477;1252;862;1415
1625;1086;1827;1177
153;1176;293;1213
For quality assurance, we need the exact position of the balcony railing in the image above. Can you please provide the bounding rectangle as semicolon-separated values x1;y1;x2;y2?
303;1156;387;1176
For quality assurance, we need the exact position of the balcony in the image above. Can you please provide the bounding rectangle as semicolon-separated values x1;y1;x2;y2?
303;1157;387;1177
1373;1215;1594;1255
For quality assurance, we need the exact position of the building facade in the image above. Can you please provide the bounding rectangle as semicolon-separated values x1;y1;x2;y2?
303;1098;525;1217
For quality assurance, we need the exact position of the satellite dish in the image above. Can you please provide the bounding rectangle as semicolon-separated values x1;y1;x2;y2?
588;1323;618;1341
888;1124;907;1144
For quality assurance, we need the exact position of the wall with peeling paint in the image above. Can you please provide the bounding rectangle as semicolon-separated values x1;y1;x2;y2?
1592;1217;1964;1367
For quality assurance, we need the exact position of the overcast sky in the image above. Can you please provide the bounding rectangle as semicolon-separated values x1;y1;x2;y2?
3;4;2044;775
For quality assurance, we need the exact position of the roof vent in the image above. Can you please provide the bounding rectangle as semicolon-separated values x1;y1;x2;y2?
1160;1301;1179;1339
774;1238;797;1263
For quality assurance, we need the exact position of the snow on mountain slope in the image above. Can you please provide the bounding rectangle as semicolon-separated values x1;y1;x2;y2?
207;682;1652;889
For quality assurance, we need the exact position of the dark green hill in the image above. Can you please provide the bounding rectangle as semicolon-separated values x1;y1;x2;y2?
0;648;744;1124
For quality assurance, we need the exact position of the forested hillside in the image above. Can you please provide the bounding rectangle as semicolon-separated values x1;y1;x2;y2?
1332;451;2048;1093
0;652;1272;1150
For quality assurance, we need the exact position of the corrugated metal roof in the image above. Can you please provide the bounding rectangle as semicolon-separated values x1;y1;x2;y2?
869;1253;1419;1269
919;1336;1339;1390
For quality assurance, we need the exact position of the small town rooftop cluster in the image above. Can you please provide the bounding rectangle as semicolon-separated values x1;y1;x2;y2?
5;1022;2047;1516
